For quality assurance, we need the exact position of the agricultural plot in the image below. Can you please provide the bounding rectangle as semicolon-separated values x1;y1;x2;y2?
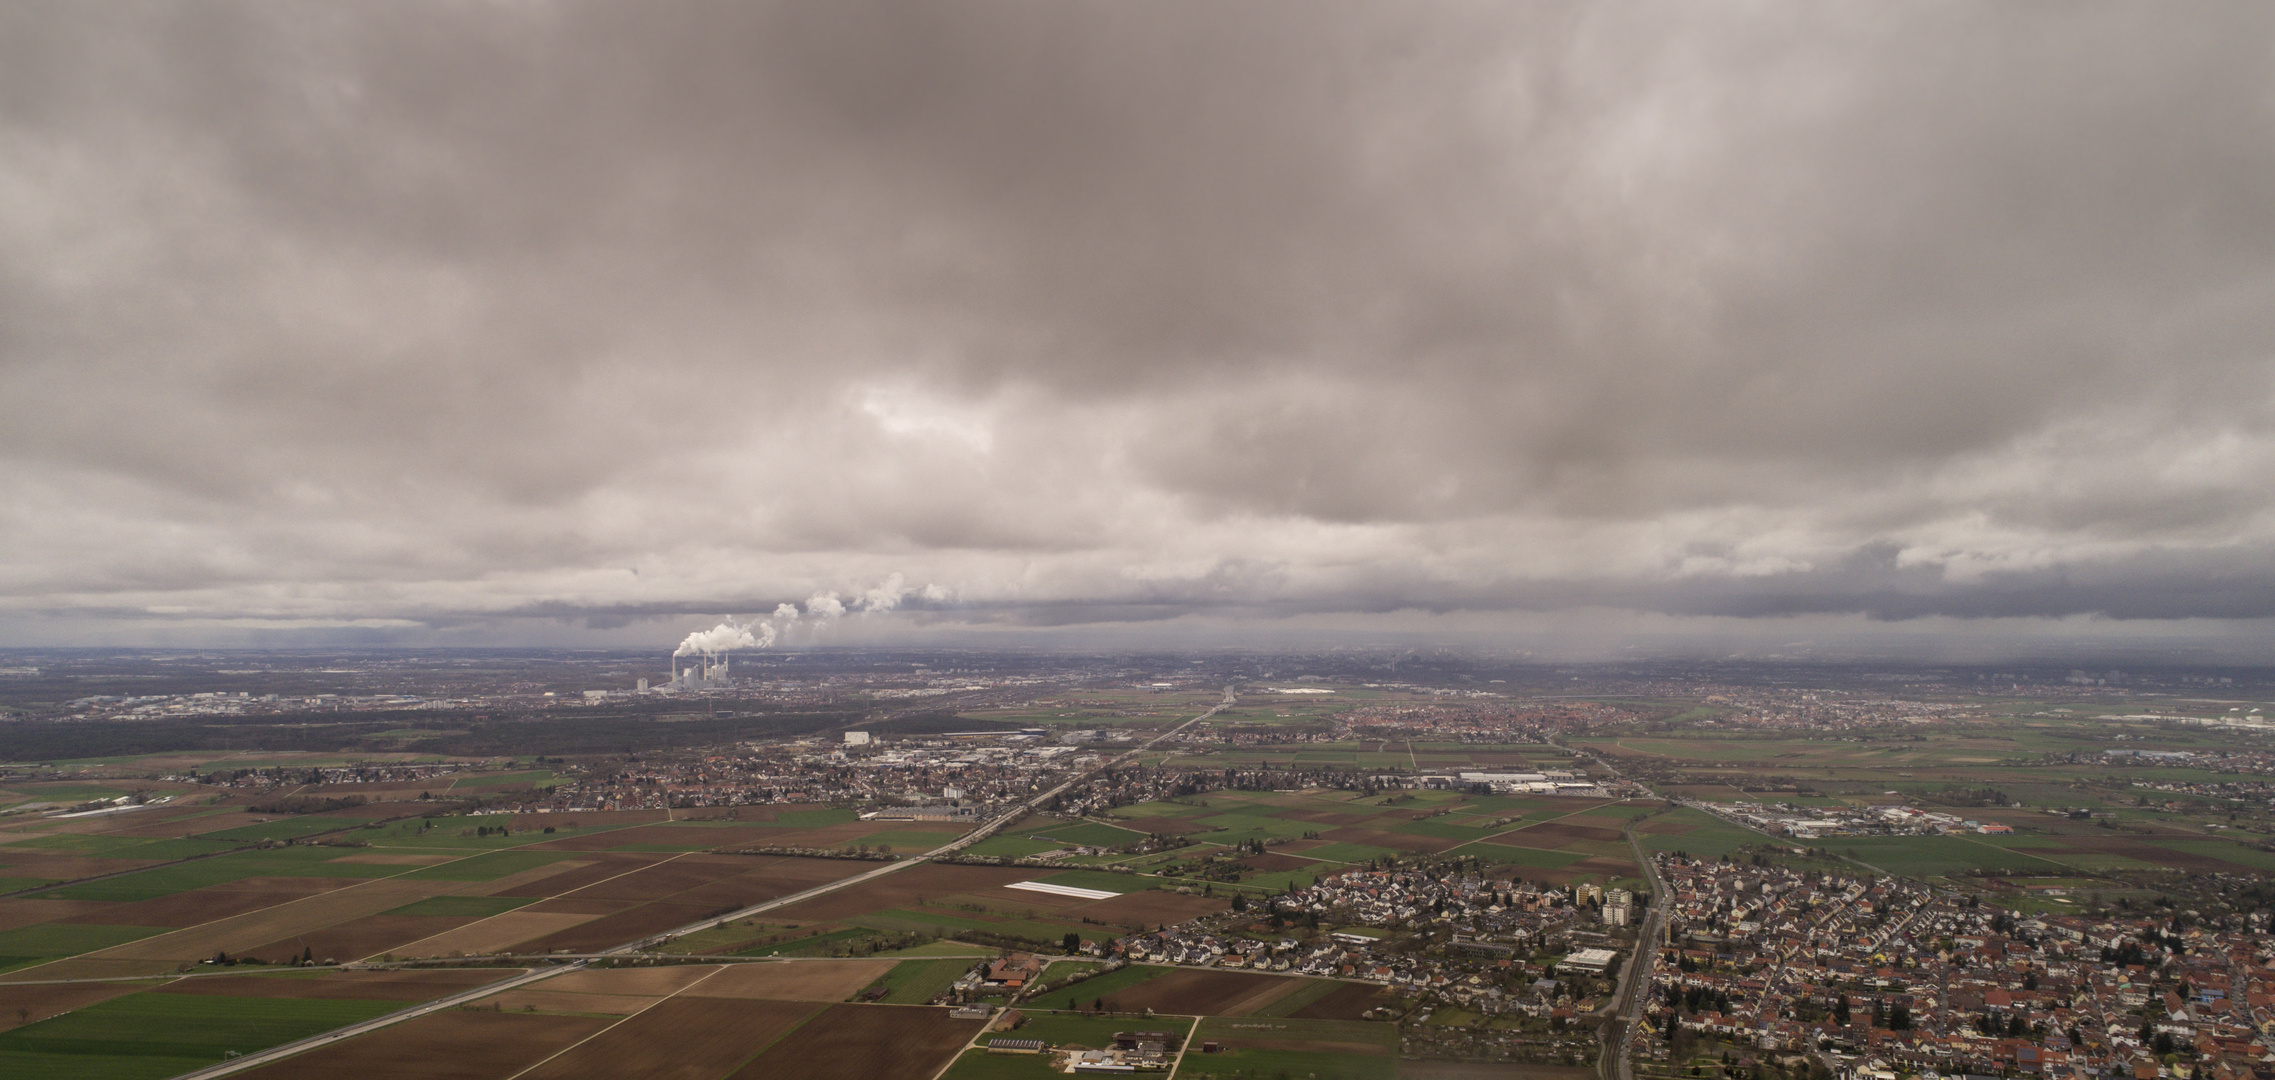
517;996;821;1080
691;958;901;1000
1179;1016;1398;1080
729;1003;984;1080
0;985;406;1080
232;1008;615;1080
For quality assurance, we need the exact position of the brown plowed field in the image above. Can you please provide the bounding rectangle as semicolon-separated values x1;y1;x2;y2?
1288;980;1389;1020
61;886;355;929
1634;820;1695;836
562;855;756;900
1238;853;1317;872
156;967;517;1000
525;897;637;915
519;996;822;1080
667;860;868;910
94;878;456;962
1319;827;1460;853
492;853;667;897
514;901;716;953
731;1003;981;1080
1506;822;1623;845
216;876;376;895
232;1009;612;1080
483;989;658;1014
397;910;604;957
688;959;896;1000
0;979;149;1030
1067;890;1227;925
1097;969;1304;1016
247;913;476;963
766;863;1034;921
466;858;599;896
543;964;723;996
0;897;110;931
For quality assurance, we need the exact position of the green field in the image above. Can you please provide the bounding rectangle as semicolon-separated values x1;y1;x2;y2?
36;847;399;902
1181;1016;1397;1080
0;989;403;1080
0;923;169;972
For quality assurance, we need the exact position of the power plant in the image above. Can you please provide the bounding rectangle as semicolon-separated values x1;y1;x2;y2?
666;650;734;691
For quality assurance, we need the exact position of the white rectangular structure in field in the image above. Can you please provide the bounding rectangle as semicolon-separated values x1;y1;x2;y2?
1006;880;1121;900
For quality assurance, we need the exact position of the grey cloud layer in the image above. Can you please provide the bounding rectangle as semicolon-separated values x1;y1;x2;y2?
3;1;2273;642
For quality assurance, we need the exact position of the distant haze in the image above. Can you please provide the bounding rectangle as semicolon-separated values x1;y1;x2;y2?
4;3;2275;659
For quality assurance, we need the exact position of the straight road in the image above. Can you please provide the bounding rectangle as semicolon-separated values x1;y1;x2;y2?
1601;830;1670;1080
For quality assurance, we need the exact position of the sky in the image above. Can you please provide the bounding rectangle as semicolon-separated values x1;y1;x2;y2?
4;2;2275;658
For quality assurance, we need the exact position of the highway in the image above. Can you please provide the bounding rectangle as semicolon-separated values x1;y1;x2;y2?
163;686;1240;1079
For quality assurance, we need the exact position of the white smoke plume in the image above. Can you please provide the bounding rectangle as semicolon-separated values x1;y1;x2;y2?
858;573;908;613
673;619;767;656
670;577;945;656
804;592;847;620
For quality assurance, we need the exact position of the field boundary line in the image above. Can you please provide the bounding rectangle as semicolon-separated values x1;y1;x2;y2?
379;849;691;960
1165;1014;1205;1080
499;961;729;1080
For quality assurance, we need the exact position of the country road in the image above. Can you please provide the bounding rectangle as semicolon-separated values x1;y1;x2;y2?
162;686;1240;1080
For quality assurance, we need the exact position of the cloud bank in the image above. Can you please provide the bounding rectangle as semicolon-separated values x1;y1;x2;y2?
3;2;2274;653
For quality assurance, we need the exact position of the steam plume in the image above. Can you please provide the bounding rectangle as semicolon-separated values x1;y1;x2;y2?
670;576;943;656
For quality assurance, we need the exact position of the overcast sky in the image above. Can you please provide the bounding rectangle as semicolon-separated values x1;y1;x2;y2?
5;2;2274;657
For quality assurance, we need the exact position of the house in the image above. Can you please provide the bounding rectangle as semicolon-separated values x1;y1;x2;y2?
988;953;1045;987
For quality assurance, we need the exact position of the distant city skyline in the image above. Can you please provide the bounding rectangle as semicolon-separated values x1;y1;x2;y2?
4;4;2273;659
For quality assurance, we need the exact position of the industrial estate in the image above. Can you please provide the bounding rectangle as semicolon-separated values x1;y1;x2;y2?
1;647;2273;1080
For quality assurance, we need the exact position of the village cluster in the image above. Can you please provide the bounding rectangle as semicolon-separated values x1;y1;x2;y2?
1636;856;2275;1080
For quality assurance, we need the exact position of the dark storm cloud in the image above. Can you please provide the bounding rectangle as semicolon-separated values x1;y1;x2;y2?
2;1;2273;647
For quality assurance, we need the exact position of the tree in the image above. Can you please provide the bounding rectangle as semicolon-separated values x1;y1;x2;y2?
1063;933;1081;953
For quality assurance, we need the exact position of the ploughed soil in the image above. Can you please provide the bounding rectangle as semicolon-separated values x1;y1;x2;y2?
155;967;517;1001
730;1003;982;1080
231;1009;613;1080
0;979;149;1031
1097;968;1306;1016
687;959;897;1001
1289;980;1390;1020
245;913;479;964
763;863;1035;922
1318;827;1463;854
1505;822;1624;846
518;996;822;1080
